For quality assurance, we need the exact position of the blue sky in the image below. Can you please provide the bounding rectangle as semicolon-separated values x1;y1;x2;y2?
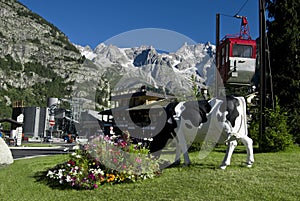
19;0;259;52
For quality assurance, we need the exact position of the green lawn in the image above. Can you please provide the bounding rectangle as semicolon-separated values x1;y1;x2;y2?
1;146;300;201
20;142;60;147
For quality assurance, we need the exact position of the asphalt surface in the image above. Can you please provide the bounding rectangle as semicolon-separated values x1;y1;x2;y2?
10;143;76;159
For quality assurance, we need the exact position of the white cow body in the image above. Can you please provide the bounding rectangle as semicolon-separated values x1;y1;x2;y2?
173;96;254;169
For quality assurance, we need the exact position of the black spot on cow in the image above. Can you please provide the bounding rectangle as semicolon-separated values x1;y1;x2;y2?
220;95;240;127
149;101;178;155
181;100;211;127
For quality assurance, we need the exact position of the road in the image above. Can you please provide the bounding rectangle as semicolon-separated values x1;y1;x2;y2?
10;143;76;159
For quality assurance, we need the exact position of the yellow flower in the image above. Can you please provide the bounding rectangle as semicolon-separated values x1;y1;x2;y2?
106;174;116;182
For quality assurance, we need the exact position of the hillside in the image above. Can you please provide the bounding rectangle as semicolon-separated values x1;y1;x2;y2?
0;0;84;117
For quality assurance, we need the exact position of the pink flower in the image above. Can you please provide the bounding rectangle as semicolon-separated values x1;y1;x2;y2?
120;141;127;148
104;135;110;141
135;158;142;163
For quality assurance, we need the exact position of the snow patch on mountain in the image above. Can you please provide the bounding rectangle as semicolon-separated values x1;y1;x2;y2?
75;42;216;97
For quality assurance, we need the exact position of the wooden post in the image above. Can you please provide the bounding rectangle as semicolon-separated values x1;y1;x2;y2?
259;0;266;150
215;13;220;97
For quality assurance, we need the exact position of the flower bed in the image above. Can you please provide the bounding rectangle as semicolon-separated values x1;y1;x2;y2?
44;132;161;190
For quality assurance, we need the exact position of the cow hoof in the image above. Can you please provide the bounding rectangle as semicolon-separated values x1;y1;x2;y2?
246;162;253;168
219;165;227;170
183;163;191;167
173;160;181;166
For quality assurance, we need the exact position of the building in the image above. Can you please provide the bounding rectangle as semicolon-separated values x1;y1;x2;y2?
99;86;176;137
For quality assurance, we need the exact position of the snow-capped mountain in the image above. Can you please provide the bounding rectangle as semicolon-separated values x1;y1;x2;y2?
75;42;216;100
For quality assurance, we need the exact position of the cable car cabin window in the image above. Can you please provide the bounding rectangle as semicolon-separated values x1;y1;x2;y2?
232;44;253;58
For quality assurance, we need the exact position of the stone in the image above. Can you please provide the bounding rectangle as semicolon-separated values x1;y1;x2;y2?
0;137;14;166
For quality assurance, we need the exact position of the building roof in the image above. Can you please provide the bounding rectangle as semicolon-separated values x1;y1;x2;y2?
127;98;176;111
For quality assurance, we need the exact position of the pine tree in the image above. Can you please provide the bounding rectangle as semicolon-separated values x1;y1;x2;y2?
266;0;300;143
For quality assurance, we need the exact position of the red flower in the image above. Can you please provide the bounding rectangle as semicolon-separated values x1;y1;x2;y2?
68;160;75;166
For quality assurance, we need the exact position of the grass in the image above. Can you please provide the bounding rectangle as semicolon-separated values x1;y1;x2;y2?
1;145;300;201
19;143;60;147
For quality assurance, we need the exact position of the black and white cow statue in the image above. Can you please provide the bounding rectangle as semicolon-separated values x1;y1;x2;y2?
149;95;254;170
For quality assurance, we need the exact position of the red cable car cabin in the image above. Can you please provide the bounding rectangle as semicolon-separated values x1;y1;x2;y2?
218;37;256;85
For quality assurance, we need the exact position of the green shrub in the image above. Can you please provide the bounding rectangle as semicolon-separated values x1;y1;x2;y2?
249;97;294;152
288;110;300;144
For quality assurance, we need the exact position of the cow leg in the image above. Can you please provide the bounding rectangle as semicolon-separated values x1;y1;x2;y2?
240;136;254;167
220;140;237;169
175;129;191;166
174;136;181;165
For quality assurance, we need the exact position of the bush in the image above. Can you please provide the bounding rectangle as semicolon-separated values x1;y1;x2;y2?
249;97;294;152
287;110;300;144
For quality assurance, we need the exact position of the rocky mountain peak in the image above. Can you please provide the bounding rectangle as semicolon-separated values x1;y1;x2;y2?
75;42;216;101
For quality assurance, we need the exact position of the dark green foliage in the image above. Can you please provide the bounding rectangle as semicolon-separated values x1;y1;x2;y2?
23;61;57;78
289;110;300;144
27;38;41;45
51;41;63;47
191;74;202;100
226;85;250;97
0;78;73;110
63;56;77;62
188;141;203;152
265;0;300;139
77;56;86;64
249;98;293;152
0;55;22;72
0;31;5;38
0;59;73;116
0;101;12;119
95;77;111;110
64;43;80;53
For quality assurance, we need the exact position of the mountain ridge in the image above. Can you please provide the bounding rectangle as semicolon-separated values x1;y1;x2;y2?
75;42;216;98
0;0;217;118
